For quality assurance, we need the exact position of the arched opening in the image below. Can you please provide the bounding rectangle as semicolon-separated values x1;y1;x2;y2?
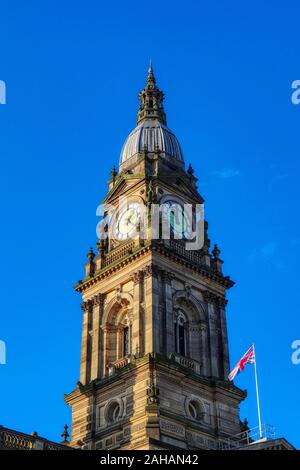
186;399;205;422
123;325;130;357
120;313;131;358
172;295;209;373
102;297;133;376
106;400;121;424
174;310;187;357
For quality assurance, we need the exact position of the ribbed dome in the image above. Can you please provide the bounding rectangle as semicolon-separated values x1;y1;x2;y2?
120;119;184;166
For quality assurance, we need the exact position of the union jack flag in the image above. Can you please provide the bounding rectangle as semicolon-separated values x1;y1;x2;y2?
228;344;255;381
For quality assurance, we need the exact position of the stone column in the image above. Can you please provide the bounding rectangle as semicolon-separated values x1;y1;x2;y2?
102;321;117;376
216;326;223;379
102;326;109;377
99;327;105;377
200;324;210;376
90;294;104;381
80;300;93;385
116;325;123;359
189;326;202;364
162;271;174;356
219;298;230;379
204;292;219;378
143;265;159;353
131;271;143;357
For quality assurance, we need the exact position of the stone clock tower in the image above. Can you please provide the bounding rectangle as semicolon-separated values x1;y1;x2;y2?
64;66;246;450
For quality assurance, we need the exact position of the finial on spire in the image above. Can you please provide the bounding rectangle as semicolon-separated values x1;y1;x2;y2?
187;164;194;177
61;424;69;444
110;165;117;185
87;247;95;262
212;244;221;260
147;61;156;84
137;64;166;125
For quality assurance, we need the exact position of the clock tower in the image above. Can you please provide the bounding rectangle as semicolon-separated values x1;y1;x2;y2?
64;66;246;450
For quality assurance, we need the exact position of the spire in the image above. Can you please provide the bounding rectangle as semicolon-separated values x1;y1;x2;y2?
147;62;156;84
137;64;167;125
61;424;69;444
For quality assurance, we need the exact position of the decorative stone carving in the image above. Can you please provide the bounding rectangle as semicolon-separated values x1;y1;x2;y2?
80;299;93;312
130;271;143;284
218;297;228;309
160;419;185;437
142;264;159;278
81;294;105;312
203;290;227;308
161;270;174;283
184;282;191;298
115;287;122;302
93;293;105;307
147;384;160;405
188;325;203;334
203;291;216;304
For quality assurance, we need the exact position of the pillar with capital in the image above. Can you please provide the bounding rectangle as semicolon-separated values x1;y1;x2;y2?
161;270;174;355
79;300;93;385
131;270;143;357
200;323;210;376
204;291;219;378
219;298;230;379
143;264;160;353
90;294;104;381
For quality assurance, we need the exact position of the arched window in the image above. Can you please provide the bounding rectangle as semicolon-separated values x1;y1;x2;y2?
105;400;122;424
122;314;131;358
185;398;205;422
174;310;187;356
123;326;129;357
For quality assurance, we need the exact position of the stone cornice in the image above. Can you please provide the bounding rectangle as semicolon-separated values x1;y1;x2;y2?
80;293;104;311
74;241;234;294
203;291;228;308
75;245;152;293
142;263;160;278
64;355;153;405
153;242;234;290
64;353;246;407
130;270;143;284
161;269;175;283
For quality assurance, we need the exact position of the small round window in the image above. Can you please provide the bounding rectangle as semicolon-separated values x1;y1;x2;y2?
106;401;121;423
187;400;204;421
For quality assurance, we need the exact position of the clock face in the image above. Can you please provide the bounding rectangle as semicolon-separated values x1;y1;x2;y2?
161;200;191;238
114;202;142;241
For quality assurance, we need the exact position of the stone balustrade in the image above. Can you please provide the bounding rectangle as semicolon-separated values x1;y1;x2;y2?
169;352;201;374
0;426;71;450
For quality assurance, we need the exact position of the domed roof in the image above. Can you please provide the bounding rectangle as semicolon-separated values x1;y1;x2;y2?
120;119;184;166
119;65;184;169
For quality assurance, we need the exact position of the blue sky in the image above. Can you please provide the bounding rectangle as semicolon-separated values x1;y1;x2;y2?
0;0;299;447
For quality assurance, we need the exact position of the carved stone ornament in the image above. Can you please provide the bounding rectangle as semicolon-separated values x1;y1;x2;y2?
203;290;227;308
147;385;160;405
161;270;174;283
184;282;192;298
130;271;143;284
80;299;93;312
115;287;122;301
142;264;159;278
93;293;105;307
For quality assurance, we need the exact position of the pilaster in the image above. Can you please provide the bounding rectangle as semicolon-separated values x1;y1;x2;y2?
80;300;93;385
143;265;159;353
161;270;174;356
91;294;105;381
131;271;143;357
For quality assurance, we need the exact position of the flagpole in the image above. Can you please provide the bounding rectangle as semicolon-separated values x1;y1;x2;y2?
253;344;263;439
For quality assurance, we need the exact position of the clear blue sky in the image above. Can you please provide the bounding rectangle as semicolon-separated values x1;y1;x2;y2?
0;0;299;447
